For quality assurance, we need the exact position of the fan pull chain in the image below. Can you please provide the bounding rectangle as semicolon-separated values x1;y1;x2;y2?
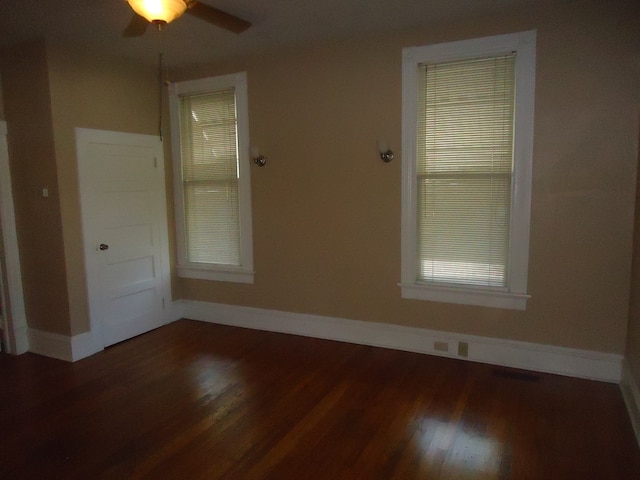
158;51;164;141
156;24;168;141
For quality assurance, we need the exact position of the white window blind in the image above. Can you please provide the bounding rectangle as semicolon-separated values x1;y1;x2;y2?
179;89;241;266
416;54;516;288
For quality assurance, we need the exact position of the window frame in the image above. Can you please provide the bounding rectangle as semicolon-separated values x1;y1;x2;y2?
400;31;536;310
169;72;254;284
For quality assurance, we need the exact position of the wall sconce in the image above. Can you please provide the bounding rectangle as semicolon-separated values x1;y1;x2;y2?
251;146;266;167
377;140;394;163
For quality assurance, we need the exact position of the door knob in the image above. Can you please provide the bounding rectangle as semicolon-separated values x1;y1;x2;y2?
99;244;109;251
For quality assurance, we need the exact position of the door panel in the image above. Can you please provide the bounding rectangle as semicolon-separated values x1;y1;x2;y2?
77;129;170;348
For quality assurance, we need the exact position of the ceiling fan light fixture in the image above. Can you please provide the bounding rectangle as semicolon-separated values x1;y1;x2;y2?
127;0;187;24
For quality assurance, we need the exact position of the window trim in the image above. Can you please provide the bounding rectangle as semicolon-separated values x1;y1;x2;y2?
400;31;536;310
169;72;254;284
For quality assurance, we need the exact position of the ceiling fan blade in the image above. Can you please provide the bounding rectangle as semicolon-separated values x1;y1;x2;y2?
186;1;251;33
122;13;149;37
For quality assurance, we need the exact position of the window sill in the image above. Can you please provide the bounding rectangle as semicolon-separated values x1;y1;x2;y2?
399;282;529;310
178;265;254;284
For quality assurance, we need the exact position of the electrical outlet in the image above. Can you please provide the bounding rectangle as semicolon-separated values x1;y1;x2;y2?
458;341;469;357
434;341;448;352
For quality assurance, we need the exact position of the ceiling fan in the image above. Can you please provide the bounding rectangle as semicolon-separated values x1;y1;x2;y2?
123;0;251;37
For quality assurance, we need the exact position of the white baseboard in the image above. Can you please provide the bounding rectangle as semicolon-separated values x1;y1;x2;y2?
621;360;640;448
26;300;624;383
180;300;622;383
29;329;73;361
28;304;183;362
28;302;182;363
170;300;186;323
12;324;30;355
28;328;99;362
71;331;100;361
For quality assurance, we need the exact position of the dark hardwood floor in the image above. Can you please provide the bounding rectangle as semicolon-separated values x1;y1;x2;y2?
1;319;638;479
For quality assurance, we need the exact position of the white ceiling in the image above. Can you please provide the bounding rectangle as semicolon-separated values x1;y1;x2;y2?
0;0;559;68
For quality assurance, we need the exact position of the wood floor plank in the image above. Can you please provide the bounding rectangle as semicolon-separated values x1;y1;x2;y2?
1;319;638;479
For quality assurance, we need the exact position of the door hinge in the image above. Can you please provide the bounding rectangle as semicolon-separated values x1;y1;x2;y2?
153;157;158;168
162;297;166;309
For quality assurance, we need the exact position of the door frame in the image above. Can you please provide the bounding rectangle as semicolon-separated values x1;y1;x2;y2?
0;120;28;354
76;128;172;353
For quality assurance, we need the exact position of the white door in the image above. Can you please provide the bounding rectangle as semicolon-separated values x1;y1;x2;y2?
77;128;171;348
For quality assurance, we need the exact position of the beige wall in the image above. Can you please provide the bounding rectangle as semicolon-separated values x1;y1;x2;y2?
0;1;638;357
0;41;71;334
0;74;5;120
171;0;640;354
627;126;640;387
0;41;160;335
46;44;159;335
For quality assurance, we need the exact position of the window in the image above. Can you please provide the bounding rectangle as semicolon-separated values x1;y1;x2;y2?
169;72;254;283
400;31;536;309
